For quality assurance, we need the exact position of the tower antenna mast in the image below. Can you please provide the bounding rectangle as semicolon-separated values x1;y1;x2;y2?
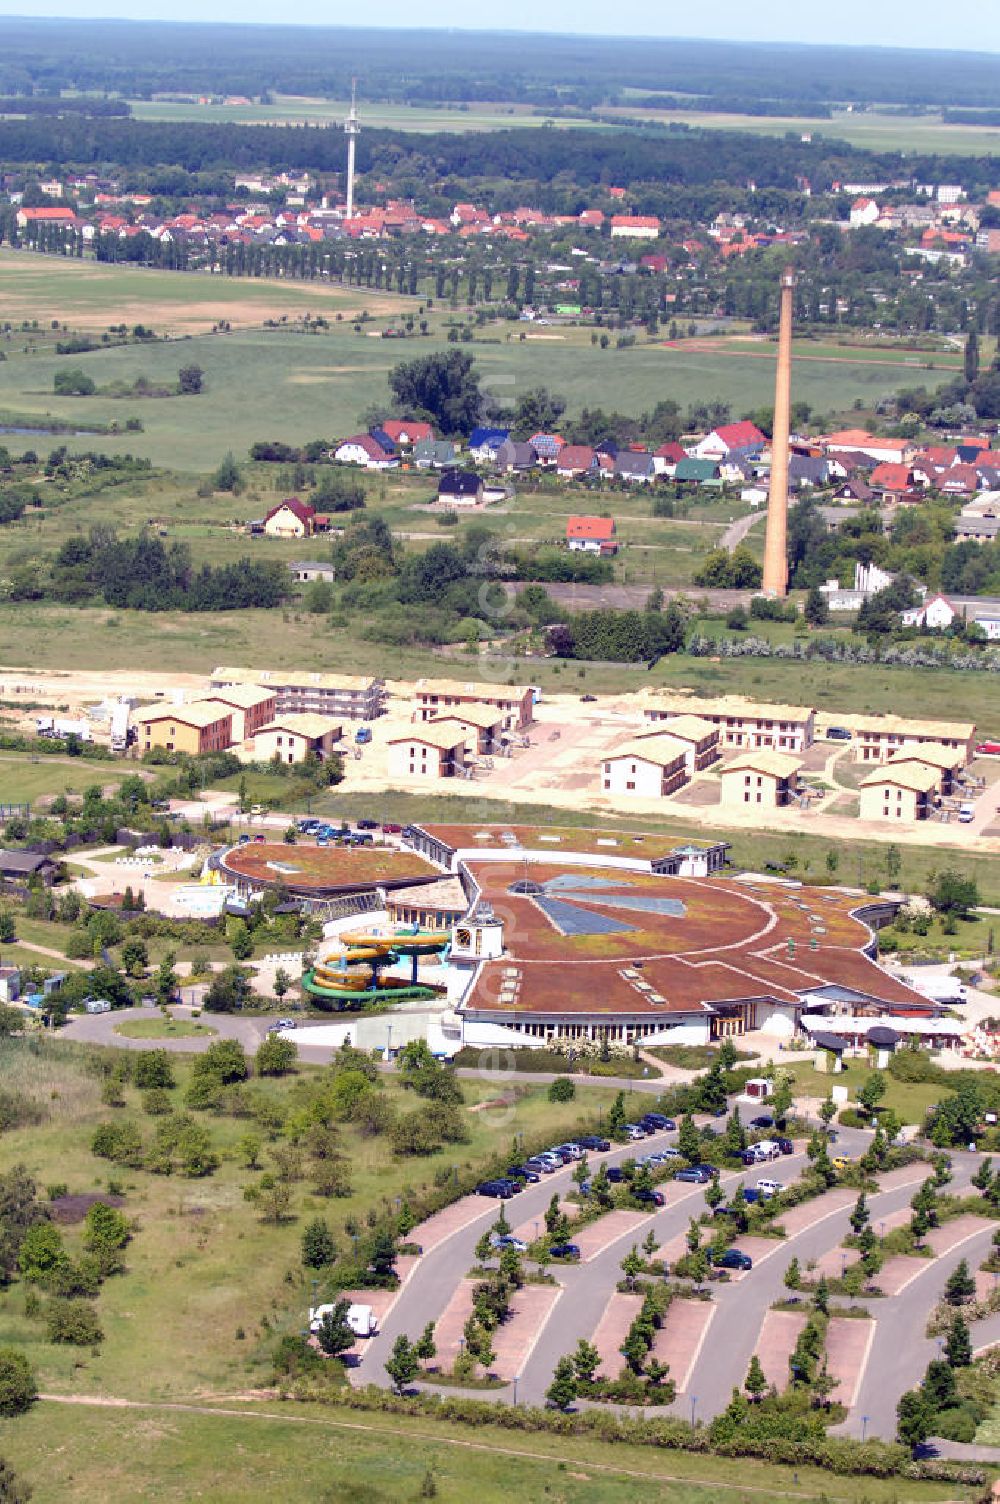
344;78;360;220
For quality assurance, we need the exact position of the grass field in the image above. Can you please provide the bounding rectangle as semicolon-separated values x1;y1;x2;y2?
0;751;130;803
602;105;1000;155
2;1398;972;1504
0;263;956;472
0;249;407;336
0;1037;622;1403
130;93;608;132
113;1017;218;1038
777;1056;944;1126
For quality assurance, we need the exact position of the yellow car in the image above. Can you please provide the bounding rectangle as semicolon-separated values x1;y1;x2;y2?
832;1155;853;1172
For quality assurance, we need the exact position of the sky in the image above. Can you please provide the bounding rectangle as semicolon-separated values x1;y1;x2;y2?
0;0;997;52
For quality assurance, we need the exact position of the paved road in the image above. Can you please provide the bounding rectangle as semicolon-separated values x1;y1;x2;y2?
62;1005;272;1053
720;508;765;553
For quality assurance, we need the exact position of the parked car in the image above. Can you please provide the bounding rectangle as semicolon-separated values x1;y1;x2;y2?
275;1017;296;1030
633;1188;665;1207
356;818;378;829
674;1166;712;1184
605;1166;625;1183
476;1179;515;1199
577;1135;611;1152
712;1248;752;1271
832;1155;854;1172
548;1242;581;1260
750;1114;774;1129
526;1157;557;1175
490;1233;527;1252
775;1137;794;1155
625;1124;649;1141
505;1165;540;1184
381;822;403;834
641;1113;675;1131
653;1147;682;1160
555;1142;585;1161
756;1179;783;1197
827;726;852;741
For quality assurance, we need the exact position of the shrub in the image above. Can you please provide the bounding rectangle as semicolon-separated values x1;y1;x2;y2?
133;1049;174;1089
255;1035;298;1077
931;1404;977;1443
90;1119;144;1167
0;1346;37;1415
46;1298;104;1345
548;1077;576;1103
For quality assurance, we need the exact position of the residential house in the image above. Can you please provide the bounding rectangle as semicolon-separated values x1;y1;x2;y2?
601;737;689;799
0;851;59;887
467;427;510;464
850;197;880;227
652;442;686;477
615;450;655;485
133;701;234;756
832;477;875;504
610;215;661;239
674;457;721;486
955;515;1000;543
787;455;829;489
833;712;976;765
252;714;342;764
719;750;802;809
556;445;598;480
333;434;397;470
938;464;980;496
494;439;537;473
869;462;914;500
691;420;766;461
529;433;565;466
900;593;957;630
0;966;20;1003
643;693;815;752
289;560;336;584
437;469;484;506
387;725;468;780
412;438;456;469
566;515;617;554
821;431;914;465
210;667;385;720
204;685;277;742
378;419;434;447
858;762;939;823
413;678;534;731
428;704;505;755
262;498;316;539
638;715;720;773
886;743;965;797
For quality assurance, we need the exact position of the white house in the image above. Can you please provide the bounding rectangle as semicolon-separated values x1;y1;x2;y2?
901;593;957;630
849;197;880;227
333;435;397;471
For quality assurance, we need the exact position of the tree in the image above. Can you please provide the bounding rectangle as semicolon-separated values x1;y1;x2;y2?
213;451;242;492
744;1353;768;1401
83;1202;130;1264
965;328;980;385
813;1276;829;1316
0;1348;36;1417
677;1113;701;1162
178;363;204;395
572;1338;600;1385
385;1333;420;1394
621;1245;643;1289
926;870;979;921
819;1095;836;1130
704;1172;724;1214
717;1037;738;1071
273;966;292;1002
230;921;254;962
804;586;830;627
922;1357;956;1410
885;844;902;883
120;937;149;977
769;1074;793;1127
783;1257;802;1293
154;951;178;1007
546;1355;578;1411
607;1091;628;1138
316;1299;355;1358
387;350;482;438
203;964;252;1013
944;1312;972;1368
897;1387;931;1452
0;913;15;944
414;1322;437;1364
256;1035;297;1077
301;1217;336;1269
547;1076;575;1103
194;1039;248;1084
17;1221;65;1283
857;1071;886;1117
849;1193;870;1238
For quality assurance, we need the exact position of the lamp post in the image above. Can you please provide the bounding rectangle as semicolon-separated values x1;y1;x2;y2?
385;1021;393;1062
512;1375;518;1407
690;1394;697;1429
861;1414;869;1442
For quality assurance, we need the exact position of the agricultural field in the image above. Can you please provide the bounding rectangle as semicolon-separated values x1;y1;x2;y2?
0;261;957;472
129;94;607;132
0;249;407;337
603;104;1000;155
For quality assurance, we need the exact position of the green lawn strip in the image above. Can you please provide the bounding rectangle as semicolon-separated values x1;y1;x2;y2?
0;752;128;803
113;1017;217;1039
1;1399;972;1504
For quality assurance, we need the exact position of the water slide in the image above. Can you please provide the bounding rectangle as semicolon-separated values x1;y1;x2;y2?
303;927;450;1007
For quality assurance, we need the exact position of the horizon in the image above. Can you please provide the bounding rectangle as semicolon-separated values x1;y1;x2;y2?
0;8;998;55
